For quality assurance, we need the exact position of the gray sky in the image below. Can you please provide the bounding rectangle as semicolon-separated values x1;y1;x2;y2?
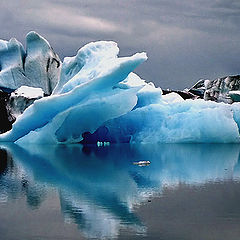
0;0;240;89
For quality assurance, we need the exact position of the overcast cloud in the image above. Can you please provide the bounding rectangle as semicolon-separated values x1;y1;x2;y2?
0;0;239;89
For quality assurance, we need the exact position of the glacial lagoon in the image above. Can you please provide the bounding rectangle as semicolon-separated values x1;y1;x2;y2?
1;143;240;240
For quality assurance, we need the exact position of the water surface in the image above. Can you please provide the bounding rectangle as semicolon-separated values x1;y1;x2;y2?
1;143;240;239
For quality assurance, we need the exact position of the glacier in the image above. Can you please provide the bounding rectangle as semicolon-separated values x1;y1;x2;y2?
0;32;240;144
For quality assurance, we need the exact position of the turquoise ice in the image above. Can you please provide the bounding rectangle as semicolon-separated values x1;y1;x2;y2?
0;33;240;144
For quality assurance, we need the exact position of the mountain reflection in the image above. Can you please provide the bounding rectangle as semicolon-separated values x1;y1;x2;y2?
0;143;240;239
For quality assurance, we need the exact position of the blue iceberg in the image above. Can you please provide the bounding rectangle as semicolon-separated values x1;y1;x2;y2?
0;32;240;144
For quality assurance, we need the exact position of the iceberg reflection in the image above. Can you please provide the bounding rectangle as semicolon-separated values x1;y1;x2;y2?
1;143;240;239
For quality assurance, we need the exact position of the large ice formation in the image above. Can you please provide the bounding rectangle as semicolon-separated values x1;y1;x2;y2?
0;32;240;144
0;32;61;95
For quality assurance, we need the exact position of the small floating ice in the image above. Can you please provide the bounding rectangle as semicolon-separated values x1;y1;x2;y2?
133;160;151;166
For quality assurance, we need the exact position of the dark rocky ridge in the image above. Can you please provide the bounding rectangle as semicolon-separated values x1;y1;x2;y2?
162;89;199;100
163;75;240;103
0;90;15;134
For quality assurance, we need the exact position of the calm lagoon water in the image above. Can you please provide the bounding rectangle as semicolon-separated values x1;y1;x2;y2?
1;143;240;240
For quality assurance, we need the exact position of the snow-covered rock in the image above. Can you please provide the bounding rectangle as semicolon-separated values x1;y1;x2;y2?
12;86;44;99
0;32;61;95
7;86;44;118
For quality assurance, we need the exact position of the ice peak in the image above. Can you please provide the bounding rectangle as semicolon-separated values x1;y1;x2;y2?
26;31;52;53
0;31;61;95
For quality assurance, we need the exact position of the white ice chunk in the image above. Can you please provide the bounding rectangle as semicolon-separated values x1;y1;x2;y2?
12;86;44;99
162;92;184;104
135;82;162;108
